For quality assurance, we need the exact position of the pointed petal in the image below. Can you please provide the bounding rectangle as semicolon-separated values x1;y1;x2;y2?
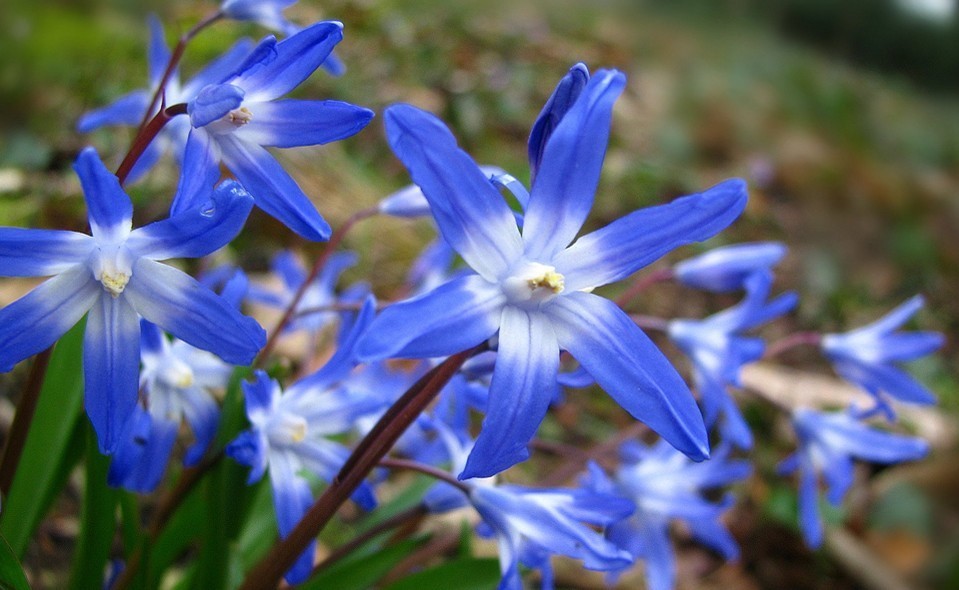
356;275;504;361
674;242;787;293
236;99;373;148
384;104;522;281
218;134;331;241
171;128;222;216
555;179;748;291
77;91;150;133
273;250;307;288
461;309;559;479
0;229;93;277
528;63;590;180
182;38;256;96
0;267;99;372
147;14;170;86
74;148;133;239
125;259;265;365
546;292;709;460
522;70;625;260
181;386;220;466
129;180;253;260
268;454;317;584
797;458;824;548
237;21;343;102
188;84;245;129
84;293;141;454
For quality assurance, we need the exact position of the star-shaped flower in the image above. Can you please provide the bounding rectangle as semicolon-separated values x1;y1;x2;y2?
358;67;748;478
0;148;264;453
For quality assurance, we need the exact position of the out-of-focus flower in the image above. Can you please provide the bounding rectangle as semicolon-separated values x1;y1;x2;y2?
584;440;750;590
779;408;929;547
821;295;944;417
668;272;797;448
673;242;787;293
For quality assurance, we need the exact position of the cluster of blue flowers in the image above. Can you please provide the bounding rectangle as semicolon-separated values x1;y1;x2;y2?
0;2;945;588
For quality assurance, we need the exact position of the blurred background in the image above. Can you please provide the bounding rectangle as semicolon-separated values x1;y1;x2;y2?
1;0;957;588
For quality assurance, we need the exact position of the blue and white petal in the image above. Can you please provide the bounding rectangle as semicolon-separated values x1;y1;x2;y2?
528;62;589;180
522;70;625;260
235;99;374;148
546;292;709;461
73;148;133;240
384;104;523;281
0;266;99;372
124;259;265;365
0;229;93;277
84;293;142;453
554;179;748;292
461;308;559;479
357;275;504;361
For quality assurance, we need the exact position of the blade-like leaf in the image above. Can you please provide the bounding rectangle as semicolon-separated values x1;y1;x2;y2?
68;425;119;590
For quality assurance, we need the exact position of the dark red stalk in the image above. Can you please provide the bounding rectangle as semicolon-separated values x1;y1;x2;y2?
238;344;484;589
0;348;53;498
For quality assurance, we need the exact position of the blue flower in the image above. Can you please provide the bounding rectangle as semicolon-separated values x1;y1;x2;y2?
358;67;748;479
247;249;357;334
78;16;254;183
779;408;929;548
673;242;787;293
668;272;797;448
422;428;634;590
227;296;378;584
584;440;750;590
182;21;374;241
0;148;264;453
821;295;944;417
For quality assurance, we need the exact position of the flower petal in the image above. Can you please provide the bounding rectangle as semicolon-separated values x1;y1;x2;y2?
546;292;709;461
356;274;504;361
522;70;625;260
147;14;170;87
181;386;220;466
384;104;523;281
236;99;374;148
189;83;246;128
77;90;150;133
555;179;748;291
237;21;343;102
528;62;590;180
128;180;253;260
0;228;93;277
461;308;559;479
169;128;223;216
125;259;265;365
74;148;133;240
0;266;99;372
268;453;317;584
84;293;141;454
218;134;331;241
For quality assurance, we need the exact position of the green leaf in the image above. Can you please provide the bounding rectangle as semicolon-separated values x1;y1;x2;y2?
382;557;500;590
300;537;422;590
0;530;30;590
68;424;119;590
0;320;86;557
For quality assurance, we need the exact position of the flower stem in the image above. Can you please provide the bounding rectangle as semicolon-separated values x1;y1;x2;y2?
238;344;485;589
379;458;470;495
0;348;52;498
253;207;378;368
115;103;188;185
310;504;428;578
616;267;675;309
763;331;822;359
133;10;224;135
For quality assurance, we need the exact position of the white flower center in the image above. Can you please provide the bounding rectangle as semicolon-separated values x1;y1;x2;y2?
92;243;133;298
501;262;565;308
269;412;309;447
226;107;253;127
157;356;195;390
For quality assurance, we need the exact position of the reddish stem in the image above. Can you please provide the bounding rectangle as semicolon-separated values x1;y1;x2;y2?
238;344;484;589
763;331;822;359
379;457;470;495
115;103;188;185
134;11;224;135
0;348;53;498
616;267;675;309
